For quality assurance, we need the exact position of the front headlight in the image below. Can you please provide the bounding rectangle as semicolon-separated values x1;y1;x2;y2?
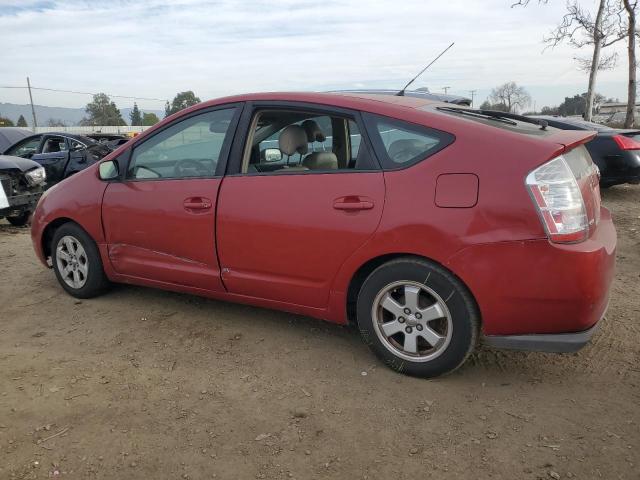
25;166;46;186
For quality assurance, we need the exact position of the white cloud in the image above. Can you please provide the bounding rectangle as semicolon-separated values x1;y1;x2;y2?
0;0;629;110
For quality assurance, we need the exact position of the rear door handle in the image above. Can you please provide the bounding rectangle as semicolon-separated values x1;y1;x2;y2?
184;197;212;212
333;196;374;211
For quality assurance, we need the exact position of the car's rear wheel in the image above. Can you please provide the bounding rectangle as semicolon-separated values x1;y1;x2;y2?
51;223;110;298
6;212;30;227
356;257;479;378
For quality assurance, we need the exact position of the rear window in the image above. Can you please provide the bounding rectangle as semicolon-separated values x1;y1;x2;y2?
363;113;454;169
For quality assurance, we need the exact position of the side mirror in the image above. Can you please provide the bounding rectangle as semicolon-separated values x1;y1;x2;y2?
99;160;119;180
263;148;282;162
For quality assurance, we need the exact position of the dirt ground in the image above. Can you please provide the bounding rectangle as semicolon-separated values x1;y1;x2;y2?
0;186;639;480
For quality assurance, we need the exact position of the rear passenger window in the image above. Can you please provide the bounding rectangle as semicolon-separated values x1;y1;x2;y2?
363;114;454;169
241;110;377;174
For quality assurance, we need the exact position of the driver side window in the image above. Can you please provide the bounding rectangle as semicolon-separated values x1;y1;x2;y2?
127;108;237;180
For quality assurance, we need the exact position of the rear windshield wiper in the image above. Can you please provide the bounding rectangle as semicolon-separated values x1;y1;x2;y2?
437;106;548;130
436;106;517;126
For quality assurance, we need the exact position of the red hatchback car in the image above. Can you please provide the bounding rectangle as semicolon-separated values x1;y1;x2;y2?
30;92;616;378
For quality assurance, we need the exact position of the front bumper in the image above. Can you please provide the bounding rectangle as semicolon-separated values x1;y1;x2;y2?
0;191;42;218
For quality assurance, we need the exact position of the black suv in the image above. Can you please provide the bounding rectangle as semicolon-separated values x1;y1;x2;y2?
0;155;46;226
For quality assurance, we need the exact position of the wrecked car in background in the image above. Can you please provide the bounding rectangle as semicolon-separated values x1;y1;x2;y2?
85;132;131;149
0;155;45;226
3;133;112;188
0;127;32;152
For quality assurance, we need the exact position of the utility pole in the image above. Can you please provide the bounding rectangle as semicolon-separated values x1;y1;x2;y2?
443;86;451;94
26;77;37;130
469;90;477;108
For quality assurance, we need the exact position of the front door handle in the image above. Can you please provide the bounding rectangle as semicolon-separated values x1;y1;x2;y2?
333;196;374;211
183;197;212;212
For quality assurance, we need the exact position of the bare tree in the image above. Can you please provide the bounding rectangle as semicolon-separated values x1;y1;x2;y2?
622;0;637;127
47;118;66;127
511;0;548;7
488;82;531;113
544;0;625;121
573;51;618;71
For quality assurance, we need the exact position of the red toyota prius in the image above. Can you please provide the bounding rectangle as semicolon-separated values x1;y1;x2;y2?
30;92;616;378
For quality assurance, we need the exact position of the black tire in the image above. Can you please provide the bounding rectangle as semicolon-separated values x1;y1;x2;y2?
51;222;110;299
356;257;479;378
7;211;30;227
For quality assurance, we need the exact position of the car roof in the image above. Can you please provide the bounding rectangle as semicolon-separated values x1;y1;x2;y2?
44;132;96;142
197;91;435;111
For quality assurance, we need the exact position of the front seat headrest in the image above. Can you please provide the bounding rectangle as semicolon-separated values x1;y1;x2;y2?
279;125;309;156
301;120;326;142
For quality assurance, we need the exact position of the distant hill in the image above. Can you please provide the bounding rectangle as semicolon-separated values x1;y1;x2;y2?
0;102;164;127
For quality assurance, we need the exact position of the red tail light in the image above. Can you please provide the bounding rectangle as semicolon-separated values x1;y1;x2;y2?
613;134;640;150
526;157;588;243
526;145;600;244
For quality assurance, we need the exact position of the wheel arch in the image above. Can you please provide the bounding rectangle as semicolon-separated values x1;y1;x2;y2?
41;217;79;260
345;252;481;328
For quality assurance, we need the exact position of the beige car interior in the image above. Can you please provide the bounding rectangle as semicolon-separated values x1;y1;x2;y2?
241;110;354;174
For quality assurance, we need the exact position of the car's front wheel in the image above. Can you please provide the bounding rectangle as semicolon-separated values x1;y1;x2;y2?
357;257;479;378
51;223;110;298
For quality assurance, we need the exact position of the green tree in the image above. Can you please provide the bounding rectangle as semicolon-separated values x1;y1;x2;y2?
16;115;28;127
142;112;160;126
81;93;126;126
556;92;608;116
165;91;201;117
130;103;142;126
0;115;15;127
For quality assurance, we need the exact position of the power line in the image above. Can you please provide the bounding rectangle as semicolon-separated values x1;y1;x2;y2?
0;84;167;102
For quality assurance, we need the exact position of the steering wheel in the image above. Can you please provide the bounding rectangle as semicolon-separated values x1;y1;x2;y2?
173;159;211;178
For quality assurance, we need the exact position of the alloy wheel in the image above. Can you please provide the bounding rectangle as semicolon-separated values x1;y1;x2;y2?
371;280;453;362
55;235;89;289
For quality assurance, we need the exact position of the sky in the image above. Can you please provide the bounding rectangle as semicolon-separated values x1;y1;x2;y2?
0;0;631;112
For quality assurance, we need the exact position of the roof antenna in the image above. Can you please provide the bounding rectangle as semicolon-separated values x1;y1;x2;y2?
396;42;455;96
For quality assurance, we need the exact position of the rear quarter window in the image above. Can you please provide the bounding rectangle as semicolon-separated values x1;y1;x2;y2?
363;113;454;170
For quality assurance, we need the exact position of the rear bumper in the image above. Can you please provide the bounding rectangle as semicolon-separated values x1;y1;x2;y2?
482;307;604;353
446;207;617;337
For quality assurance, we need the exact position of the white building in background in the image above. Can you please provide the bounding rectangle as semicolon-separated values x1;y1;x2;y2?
34;125;150;134
598;102;640;115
